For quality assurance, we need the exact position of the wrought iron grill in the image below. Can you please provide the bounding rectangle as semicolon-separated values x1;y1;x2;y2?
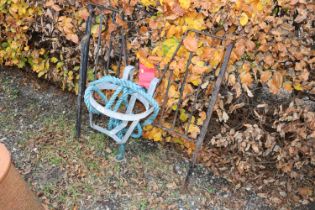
75;3;234;186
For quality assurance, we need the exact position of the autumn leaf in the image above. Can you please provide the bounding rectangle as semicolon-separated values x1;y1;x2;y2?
283;81;293;92
179;0;191;9
140;0;157;7
268;71;283;94
293;83;303;91
143;125;163;141
240;72;253;86
184;12;206;30
45;0;61;12
187;124;200;138
197;111;206;125
66;33;79;44
240;13;249;26
183;34;198;52
179;109;188;122
298;187;313;198
78;8;89;20
260;71;272;83
162;37;179;58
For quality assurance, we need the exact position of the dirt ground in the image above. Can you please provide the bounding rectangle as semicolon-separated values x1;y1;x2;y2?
0;68;311;210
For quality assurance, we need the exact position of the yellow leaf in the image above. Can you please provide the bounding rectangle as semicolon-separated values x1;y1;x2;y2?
210;50;223;68
184;12;206;31
169;85;179;98
143;126;163;141
190;75;202;86
50;57;58;63
140;0;157;7
179;0;191;9
162;37;179;59
294;83;303;91
179;109;188;122
240;13;249;26
187;124;200;138
39;48;45;55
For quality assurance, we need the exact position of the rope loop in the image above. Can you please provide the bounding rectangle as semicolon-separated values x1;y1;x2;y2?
84;75;159;139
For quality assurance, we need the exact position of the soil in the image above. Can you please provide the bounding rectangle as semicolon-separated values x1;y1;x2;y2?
0;68;312;210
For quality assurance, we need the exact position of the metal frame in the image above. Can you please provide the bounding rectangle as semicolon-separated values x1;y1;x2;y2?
76;4;128;138
75;3;234;186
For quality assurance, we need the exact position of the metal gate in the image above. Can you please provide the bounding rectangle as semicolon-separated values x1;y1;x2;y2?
75;3;234;186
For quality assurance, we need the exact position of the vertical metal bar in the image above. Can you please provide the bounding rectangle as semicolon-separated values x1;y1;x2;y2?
184;43;234;186
117;29;124;77
75;5;93;139
154;33;187;96
121;12;128;66
172;52;193;128
93;14;104;80
105;12;116;75
105;32;113;75
123;31;128;66
184;73;208;135
156;32;189;123
158;71;173;124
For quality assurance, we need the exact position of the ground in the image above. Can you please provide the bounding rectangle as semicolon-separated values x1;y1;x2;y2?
0;68;311;210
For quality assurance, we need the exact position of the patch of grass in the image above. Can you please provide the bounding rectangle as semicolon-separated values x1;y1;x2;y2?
0;115;12;131
88;132;106;153
140;200;148;210
50;155;63;165
114;162;121;175
45;152;63;166
85;159;100;171
67;185;80;200
56;192;67;204
43;182;55;195
42;114;70;131
82;182;94;194
207;187;215;194
1;78;21;99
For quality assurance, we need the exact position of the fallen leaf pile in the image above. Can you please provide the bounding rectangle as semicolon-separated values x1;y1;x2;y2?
201;98;315;206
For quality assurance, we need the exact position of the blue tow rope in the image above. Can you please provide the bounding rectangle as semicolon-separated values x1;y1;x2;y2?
84;76;160;139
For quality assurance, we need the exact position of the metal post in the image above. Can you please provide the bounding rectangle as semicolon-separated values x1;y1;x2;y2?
75;5;93;139
116;144;126;161
184;43;234;187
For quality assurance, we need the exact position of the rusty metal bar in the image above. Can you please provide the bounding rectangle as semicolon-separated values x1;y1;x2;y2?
152;123;194;142
156;29;224;97
157;32;189;124
88;3;119;13
117;29;124;77
184;43;234;187
123;31;128;66
155;33;187;95
158;71;173;124
172;52;193;128
93;14;104;80
188;29;224;41
184;73;209;135
105;31;113;74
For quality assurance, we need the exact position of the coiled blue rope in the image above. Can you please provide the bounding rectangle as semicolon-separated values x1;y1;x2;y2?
84;75;160;139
